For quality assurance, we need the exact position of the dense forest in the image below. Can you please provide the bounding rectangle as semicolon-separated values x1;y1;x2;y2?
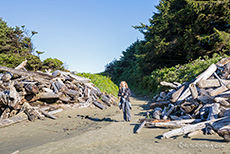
104;0;230;96
0;18;65;71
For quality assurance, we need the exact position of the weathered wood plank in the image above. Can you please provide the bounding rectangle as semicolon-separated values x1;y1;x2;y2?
0;112;28;128
189;83;198;99
135;120;146;134
93;101;106;110
208;85;228;97
150;101;170;109
162;117;226;139
171;85;185;103
176;64;217;103
0;65;52;79
160;81;177;89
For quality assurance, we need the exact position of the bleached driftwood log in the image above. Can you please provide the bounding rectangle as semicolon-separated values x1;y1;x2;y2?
135;120;146;134
15;59;27;70
0;65;52;80
48;108;63;115
160;81;178;89
161;117;226;139
152;107;162;120
146;119;202;128
189;83;198;99
211;118;230;142
171;85;185;103
214;97;230;106
163;104;174;120
197;79;230;88
208;85;229;97
187;130;203;138
176;64;217;103
38;92;59;99
93;101;106;110
0;112;27;128
150;101;170;108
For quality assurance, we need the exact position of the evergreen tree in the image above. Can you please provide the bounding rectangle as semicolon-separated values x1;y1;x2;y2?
105;0;230;92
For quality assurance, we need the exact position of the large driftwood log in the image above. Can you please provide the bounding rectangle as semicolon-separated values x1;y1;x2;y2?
197;79;230;88
52;78;67;93
38;92;59;99
48;108;63;115
217;126;230;142
214;97;230;106
161;117;226;139
197;96;213;104
176;64;217;103
101;95;111;107
160;81;178;89
211;118;230;142
64;89;79;97
135;120;146;134
93;101;106;110
208;85;228;97
216;57;230;66
147;119;202;128
0;112;28;128
84;83;101;96
150;101;170;109
20;102;40;121
0;65;52;80
171;85;185;103
52;70;91;83
189;83;198;99
8;81;21;109
0;108;10;119
15;59;27;70
11;150;20;154
187;130;203;138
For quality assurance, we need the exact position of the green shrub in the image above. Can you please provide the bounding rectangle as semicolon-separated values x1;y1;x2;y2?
76;73;119;97
137;53;228;97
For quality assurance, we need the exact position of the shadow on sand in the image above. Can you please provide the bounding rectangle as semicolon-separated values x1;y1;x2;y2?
76;114;119;122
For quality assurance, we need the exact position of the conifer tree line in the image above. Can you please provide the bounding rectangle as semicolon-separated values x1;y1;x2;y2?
0;18;65;71
105;0;230;90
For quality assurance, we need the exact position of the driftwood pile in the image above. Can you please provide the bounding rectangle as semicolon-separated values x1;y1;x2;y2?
137;57;230;142
0;60;117;128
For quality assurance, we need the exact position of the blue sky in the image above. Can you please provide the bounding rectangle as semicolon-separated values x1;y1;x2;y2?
0;0;160;73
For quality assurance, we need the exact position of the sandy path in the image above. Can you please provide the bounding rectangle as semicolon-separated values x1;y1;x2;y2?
0;96;229;154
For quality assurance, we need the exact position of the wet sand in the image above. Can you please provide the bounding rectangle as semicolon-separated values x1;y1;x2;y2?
0;96;229;154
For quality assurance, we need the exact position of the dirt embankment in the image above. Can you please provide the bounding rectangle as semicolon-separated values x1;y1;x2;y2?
0;97;229;154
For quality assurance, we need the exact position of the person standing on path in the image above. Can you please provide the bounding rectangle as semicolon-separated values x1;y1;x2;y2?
118;81;132;122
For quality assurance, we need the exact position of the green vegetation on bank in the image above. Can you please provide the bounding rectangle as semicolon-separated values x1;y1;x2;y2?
76;73;119;96
139;53;228;97
105;0;230;97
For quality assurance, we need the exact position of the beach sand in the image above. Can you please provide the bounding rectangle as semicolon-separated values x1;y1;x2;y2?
0;96;229;154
